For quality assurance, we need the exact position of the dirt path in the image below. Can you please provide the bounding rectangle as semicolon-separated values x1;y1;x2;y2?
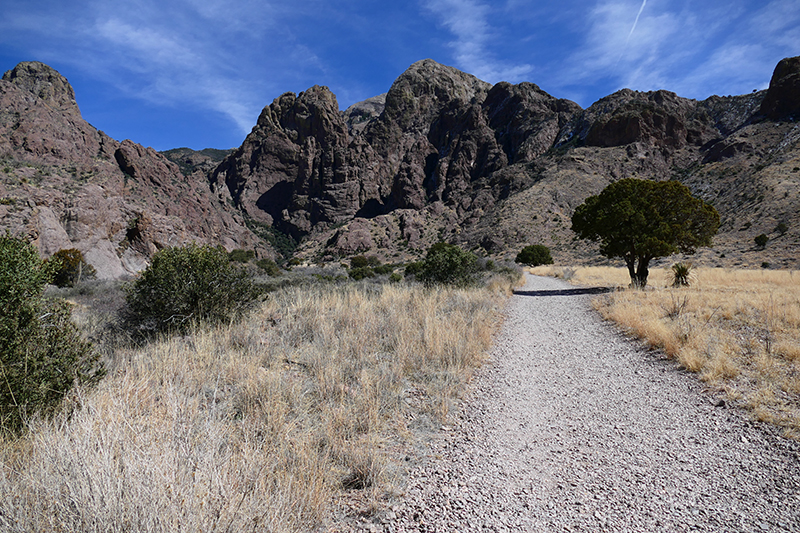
374;274;800;532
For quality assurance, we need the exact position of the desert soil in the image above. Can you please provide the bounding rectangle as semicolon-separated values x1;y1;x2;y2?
353;274;800;532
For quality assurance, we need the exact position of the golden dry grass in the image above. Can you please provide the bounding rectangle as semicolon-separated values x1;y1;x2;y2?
534;265;800;438
0;280;512;532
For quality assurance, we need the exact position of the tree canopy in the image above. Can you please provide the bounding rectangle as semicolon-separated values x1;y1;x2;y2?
515;245;554;267
414;242;479;288
571;178;720;288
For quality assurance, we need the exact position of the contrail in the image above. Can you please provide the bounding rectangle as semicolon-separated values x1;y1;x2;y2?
626;0;648;46
615;0;647;68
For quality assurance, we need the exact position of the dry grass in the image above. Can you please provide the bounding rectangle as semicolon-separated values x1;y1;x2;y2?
535;265;800;438
0;280;512;532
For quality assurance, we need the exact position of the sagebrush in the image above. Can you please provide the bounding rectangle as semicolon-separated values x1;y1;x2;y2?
121;243;264;336
0;235;104;434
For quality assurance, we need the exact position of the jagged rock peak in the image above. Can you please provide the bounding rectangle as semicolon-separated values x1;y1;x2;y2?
760;55;800;119
344;93;387;134
386;59;491;110
255;85;347;143
2;61;79;113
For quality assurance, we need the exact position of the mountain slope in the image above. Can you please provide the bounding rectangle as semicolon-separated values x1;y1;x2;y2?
0;62;265;278
2;57;799;274
212;56;800;268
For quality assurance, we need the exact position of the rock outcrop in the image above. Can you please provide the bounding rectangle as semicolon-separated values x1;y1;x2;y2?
759;56;800;119
3;55;800;272
0;62;264;278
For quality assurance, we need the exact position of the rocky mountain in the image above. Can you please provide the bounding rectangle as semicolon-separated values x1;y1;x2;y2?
2;57;799;275
0;62;264;278
210;57;800;269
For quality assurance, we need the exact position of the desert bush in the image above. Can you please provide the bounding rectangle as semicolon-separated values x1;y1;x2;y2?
121;243;264;336
227;248;255;263
775;222;788;236
48;248;96;288
515;244;554;267
348;255;389;279
755;233;769;249
404;260;424;277
348;266;375;280
671;262;693;287
373;264;393;275
0;235;104;433
349;255;370;268
256;258;282;276
415;242;479;288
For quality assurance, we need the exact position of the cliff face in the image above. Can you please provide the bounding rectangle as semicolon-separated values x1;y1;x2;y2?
209;56;799;268
0;62;264;278
3;57;800;273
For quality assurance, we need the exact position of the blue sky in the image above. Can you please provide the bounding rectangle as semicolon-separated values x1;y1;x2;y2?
1;0;798;151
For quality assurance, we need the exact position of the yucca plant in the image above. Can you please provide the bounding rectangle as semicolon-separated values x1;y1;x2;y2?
671;262;693;287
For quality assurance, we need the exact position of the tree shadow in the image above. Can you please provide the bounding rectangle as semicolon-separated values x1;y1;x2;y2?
513;287;614;297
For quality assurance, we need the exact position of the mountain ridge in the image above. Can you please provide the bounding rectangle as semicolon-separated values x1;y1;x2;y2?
2;57;799;274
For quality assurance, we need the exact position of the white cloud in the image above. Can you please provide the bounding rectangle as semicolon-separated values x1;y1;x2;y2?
423;0;532;83
556;0;800;104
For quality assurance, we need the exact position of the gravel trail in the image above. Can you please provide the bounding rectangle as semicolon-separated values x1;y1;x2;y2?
378;274;800;532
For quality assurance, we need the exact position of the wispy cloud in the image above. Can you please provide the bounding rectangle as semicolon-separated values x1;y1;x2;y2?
556;0;800;105
423;0;532;83
0;0;328;137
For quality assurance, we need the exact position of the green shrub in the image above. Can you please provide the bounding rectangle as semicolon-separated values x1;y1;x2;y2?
671;262;693;287
256;258;282;276
775;222;788;236
404;261;424;277
415;242;479;288
121;243;264;336
0;235;104;433
348;266;375;280
48;248;97;287
373;264;394;275
228;249;255;263
350;255;370;269
754;234;769;249
389;272;403;283
515;245;554;267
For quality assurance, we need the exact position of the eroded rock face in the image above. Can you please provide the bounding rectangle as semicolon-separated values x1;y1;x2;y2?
4;56;800;271
0;62;265;277
760;55;800;119
2;62;79;113
214;59;583;241
580;89;716;149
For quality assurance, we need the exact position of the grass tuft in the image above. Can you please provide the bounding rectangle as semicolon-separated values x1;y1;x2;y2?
0;281;508;531
546;266;800;438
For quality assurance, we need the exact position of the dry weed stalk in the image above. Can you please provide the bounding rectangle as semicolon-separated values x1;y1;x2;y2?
554;266;800;438
0;282;506;532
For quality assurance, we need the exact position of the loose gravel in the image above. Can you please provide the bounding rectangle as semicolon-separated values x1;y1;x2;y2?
359;274;800;532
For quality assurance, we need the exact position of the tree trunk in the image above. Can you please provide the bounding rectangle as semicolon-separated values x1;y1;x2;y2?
624;255;636;287
633;257;650;289
625;256;650;288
